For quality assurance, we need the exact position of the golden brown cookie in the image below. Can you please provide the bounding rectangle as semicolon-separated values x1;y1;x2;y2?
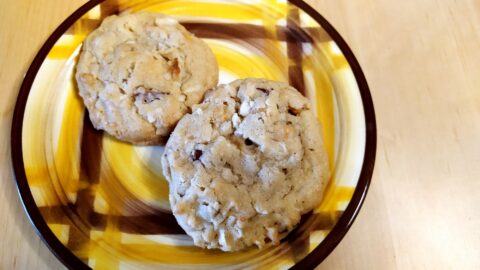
76;12;218;144
162;78;329;251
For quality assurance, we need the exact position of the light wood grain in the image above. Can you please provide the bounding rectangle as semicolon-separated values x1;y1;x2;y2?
0;2;88;269
1;0;479;269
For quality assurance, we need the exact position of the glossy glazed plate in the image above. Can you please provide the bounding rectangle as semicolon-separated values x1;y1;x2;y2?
11;0;376;269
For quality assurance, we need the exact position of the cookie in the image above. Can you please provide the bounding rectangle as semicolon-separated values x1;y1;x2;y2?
161;78;329;251
76;12;218;144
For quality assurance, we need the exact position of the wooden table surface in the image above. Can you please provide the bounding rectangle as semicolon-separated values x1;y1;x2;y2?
1;0;479;269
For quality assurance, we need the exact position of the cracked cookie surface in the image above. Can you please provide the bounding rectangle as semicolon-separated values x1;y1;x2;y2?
161;78;329;251
75;12;218;144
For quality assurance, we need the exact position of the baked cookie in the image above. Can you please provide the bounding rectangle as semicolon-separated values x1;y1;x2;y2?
161;78;329;251
76;12;218;144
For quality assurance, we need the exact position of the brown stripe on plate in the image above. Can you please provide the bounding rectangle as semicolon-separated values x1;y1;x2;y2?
285;212;313;262
67;114;104;256
278;26;330;43
288;65;306;95
100;0;119;17
117;211;185;234
285;211;342;262
39;204;185;235
39;205;71;224
38;205;107;230
183;22;267;39
71;120;185;235
183;22;325;42
286;3;305;95
309;211;343;231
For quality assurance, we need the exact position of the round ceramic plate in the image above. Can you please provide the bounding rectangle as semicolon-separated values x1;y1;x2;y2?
11;0;376;269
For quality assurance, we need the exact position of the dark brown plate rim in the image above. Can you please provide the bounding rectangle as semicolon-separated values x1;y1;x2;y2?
10;0;377;269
